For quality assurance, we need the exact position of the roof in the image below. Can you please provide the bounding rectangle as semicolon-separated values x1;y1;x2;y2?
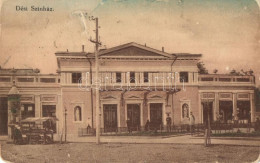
98;42;174;58
0;68;40;75
55;42;202;60
174;53;202;58
55;52;94;58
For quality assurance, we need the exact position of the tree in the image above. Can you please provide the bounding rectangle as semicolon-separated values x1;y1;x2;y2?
248;69;254;75
229;69;254;76
213;69;218;74
230;69;241;75
197;62;208;74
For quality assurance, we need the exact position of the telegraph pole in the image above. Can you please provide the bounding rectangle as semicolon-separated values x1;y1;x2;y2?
64;107;67;143
90;17;101;144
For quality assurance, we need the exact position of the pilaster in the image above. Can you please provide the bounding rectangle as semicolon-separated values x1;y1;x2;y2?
232;93;237;120
35;95;41;117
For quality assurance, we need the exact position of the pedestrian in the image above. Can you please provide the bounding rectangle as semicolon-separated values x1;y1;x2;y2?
189;112;195;136
166;114;172;132
145;120;150;131
126;118;132;133
87;124;91;134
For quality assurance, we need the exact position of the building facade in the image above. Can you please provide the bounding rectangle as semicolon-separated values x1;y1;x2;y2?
0;42;258;140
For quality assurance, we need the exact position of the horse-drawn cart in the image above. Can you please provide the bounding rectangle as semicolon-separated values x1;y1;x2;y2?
13;117;57;145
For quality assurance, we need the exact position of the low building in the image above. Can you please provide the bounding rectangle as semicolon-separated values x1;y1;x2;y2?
0;42;258;140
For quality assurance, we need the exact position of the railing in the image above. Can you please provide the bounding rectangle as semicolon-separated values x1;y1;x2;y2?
0;75;60;85
199;74;255;84
78;122;257;137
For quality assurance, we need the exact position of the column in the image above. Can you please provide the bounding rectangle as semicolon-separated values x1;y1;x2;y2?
101;103;104;128
35;95;41;117
7;100;12;139
57;95;62;135
194;72;198;83
188;72;193;84
163;102;166;126
214;93;219;121
198;93;202;123
232;93;237;120
175;72;179;85
140;103;144;127
250;93;255;122
117;103;121;127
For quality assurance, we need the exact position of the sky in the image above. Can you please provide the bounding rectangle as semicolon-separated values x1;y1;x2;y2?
0;0;260;84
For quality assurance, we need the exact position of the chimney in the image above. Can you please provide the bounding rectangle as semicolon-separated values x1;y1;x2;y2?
82;45;85;52
162;47;164;52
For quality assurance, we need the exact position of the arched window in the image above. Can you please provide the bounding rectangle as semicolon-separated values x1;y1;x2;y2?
182;103;189;119
74;106;82;121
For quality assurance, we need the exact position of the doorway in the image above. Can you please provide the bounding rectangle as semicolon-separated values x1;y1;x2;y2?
127;104;140;131
150;103;163;130
219;101;233;123
202;102;213;125
0;97;8;135
103;104;117;132
237;101;250;121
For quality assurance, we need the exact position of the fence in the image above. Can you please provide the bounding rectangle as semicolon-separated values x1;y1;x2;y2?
78;122;257;137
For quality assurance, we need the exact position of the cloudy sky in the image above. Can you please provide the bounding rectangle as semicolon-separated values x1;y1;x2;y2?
0;0;260;84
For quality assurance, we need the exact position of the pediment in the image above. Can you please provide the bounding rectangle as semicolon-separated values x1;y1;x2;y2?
99;42;173;58
102;95;117;100
124;92;143;99
149;95;163;99
147;91;167;99
128;95;141;99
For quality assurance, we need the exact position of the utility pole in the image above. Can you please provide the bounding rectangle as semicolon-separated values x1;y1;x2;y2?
90;17;101;144
64;107;67;143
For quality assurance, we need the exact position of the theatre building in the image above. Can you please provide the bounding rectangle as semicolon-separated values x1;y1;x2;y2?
0;42;258;140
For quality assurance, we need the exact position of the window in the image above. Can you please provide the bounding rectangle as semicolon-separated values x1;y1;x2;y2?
74;106;82;121
180;72;188;83
116;72;121;83
21;104;35;119
144;72;149;83
72;73;82;83
42;105;56;117
130;72;135;83
42;105;57;133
